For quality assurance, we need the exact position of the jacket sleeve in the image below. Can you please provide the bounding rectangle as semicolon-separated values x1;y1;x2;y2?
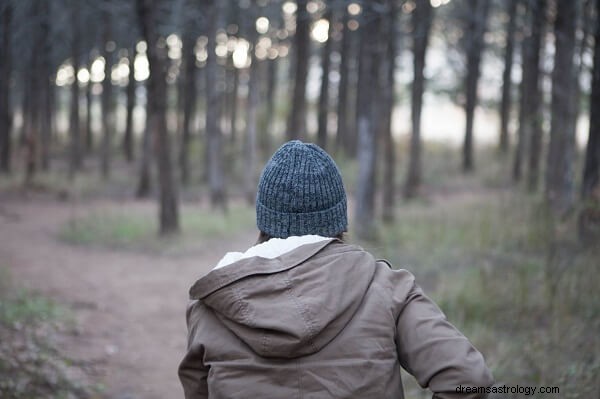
393;271;494;399
178;300;209;399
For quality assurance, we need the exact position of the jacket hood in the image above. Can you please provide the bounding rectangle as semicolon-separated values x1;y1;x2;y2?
189;238;377;359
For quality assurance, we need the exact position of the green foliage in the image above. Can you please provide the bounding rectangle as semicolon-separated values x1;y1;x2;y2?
60;205;255;253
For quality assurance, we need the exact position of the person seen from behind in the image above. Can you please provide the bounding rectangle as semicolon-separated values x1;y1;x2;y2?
179;140;494;398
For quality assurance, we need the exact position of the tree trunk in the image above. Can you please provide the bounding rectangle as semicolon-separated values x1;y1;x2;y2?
69;0;82;179
123;46;136;162
581;0;600;200
101;13;114;180
462;0;490;172
336;10;351;153
0;3;12;173
404;0;432;199
316;8;334;150
85;66;94;153
137;0;179;234
261;56;276;157
205;0;226;209
179;33;196;185
244;5;260;204
355;2;382;240
287;0;310;140
545;0;577;215
525;0;547;190
498;0;517;154
381;0;399;220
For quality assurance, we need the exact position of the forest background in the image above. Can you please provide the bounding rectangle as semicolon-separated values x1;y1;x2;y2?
0;0;599;398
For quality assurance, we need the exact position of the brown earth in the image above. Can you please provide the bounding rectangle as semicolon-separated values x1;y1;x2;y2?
0;198;256;399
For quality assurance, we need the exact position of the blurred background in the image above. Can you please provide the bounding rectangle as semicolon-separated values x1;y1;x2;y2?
0;0;599;398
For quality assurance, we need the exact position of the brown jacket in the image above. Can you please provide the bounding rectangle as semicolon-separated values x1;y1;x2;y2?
179;239;493;398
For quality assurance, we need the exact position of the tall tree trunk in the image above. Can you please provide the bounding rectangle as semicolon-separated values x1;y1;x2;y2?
462;0;490;172
101;11;114;179
316;8;334;150
355;2;382;240
179;33;196;185
137;0;179;234
261;56;276;157
581;0;600;200
69;0;82;178
545;0;577;215
85;66;94;153
525;0;547;190
244;3;259;204
381;0;399;220
0;3;12;173
336;10;351;153
498;0;517;154
123;46;136;162
404;0;433;199
287;0;310;140
205;0;226;208
136;101;153;197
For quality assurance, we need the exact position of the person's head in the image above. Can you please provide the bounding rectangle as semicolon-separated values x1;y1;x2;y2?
255;140;347;242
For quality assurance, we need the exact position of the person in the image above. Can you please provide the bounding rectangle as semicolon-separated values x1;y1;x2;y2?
178;140;494;398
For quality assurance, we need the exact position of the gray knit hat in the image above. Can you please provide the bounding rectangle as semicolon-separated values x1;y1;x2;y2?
256;140;347;239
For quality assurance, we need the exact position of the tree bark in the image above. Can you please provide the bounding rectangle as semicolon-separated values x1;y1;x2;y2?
316;8;334;150
244;4;259;204
581;0;600;200
69;0;82;179
404;0;432;199
137;0;179;234
462;0;490;172
336;10;351;153
101;11;114;179
179;33;196;185
0;2;12;173
381;0;399;220
355;2;382;240
498;0;517;154
205;0;226;209
525;0;547;190
287;0;310;140
261;56;277;157
123;46;136;163
545;0;577;215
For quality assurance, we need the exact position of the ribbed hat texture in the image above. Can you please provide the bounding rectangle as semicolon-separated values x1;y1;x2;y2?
256;140;347;239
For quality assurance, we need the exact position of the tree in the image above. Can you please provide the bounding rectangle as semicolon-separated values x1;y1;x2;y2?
123;44;136;162
100;5;115;179
244;0;260;204
545;0;577;215
404;0;433;199
287;0;310;140
462;0;490;172
335;7;353;154
0;2;12;173
69;0;83;179
581;0;600;200
355;2;382;240
498;0;517;154
381;0;399;220
205;0;227;208
178;29;197;184
137;0;179;234
524;0;547;190
316;6;334;150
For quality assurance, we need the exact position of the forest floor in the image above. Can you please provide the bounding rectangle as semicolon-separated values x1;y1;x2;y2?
0;197;257;399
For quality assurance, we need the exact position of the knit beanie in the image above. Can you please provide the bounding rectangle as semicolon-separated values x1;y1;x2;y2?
256;140;348;239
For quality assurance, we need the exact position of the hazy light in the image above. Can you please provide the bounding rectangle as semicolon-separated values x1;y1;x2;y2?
215;43;228;57
347;19;359;31
256;17;269;34
282;1;297;15
267;47;278;60
56;64;74;86
277;29;288;40
311;19;329;43
136;40;147;53
77;68;90;84
347;3;361;15
306;1;319;13
256;46;268;60
134;54;149;81
167;34;183;61
90;57;105;83
402;1;416;13
278;44;289;57
232;39;250;68
430;0;442;7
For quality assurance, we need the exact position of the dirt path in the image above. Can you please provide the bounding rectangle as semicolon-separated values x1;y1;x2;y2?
0;199;256;399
